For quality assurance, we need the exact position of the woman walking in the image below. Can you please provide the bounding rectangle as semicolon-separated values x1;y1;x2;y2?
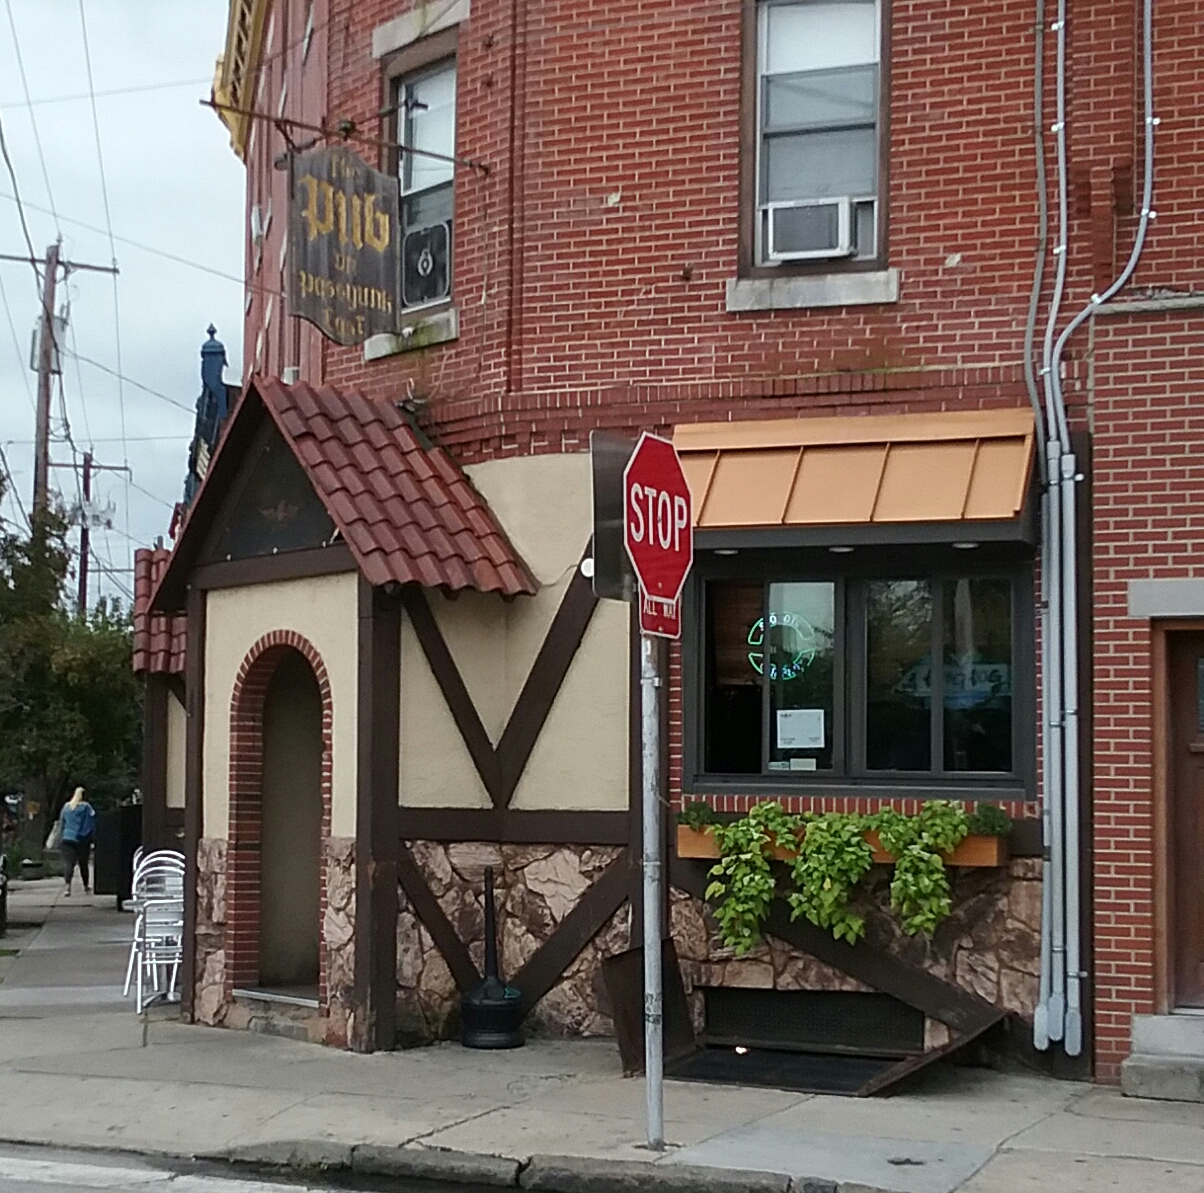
59;787;96;896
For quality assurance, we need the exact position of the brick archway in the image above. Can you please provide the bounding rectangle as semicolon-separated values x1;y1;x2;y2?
225;631;333;1005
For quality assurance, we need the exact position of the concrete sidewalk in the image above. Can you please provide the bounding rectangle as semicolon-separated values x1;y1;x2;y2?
1;880;1203;1192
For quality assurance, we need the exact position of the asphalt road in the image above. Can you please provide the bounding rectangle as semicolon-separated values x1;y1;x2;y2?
0;1147;327;1193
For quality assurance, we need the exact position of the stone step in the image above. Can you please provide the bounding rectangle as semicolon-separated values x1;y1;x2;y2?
1121;1053;1204;1103
1132;1012;1204;1058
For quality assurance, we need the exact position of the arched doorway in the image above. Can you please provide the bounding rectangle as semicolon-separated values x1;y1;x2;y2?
226;633;333;1004
259;651;322;988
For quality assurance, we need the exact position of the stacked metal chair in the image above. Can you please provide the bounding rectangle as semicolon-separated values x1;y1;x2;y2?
123;849;185;1013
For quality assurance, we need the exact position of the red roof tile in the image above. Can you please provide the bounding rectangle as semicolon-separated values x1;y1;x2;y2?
133;548;186;675
255;379;536;597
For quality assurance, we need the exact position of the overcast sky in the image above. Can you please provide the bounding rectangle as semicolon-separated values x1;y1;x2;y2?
0;0;243;607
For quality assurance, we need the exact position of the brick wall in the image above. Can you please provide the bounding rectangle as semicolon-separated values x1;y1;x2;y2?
235;0;1204;1078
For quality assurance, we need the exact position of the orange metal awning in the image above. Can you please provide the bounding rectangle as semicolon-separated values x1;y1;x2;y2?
674;408;1035;530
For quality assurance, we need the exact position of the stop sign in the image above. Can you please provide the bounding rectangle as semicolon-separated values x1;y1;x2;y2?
623;432;693;638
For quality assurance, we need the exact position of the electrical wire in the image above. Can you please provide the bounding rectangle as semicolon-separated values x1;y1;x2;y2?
0;187;281;300
0;111;40;286
68;350;196;415
3;0;60;234
0;265;35;414
0;440;30;532
77;1;132;561
128;479;176;512
0;77;211;110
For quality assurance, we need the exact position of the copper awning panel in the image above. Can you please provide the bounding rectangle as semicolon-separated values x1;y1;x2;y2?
675;408;1035;530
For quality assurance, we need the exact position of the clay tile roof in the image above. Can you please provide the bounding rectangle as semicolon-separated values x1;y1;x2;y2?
254;379;536;597
133;548;186;674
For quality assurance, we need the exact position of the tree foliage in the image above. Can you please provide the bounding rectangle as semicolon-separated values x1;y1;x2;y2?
0;475;141;818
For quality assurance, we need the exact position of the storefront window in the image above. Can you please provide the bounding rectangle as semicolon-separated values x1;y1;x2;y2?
697;568;1023;786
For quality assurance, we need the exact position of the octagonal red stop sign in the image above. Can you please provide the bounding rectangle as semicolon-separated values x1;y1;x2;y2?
623;432;693;638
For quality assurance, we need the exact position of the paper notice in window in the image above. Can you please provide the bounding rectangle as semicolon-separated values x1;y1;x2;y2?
776;708;825;750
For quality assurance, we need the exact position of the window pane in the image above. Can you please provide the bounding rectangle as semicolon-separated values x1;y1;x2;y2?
402;65;456;193
764;66;877;132
705;583;763;775
944;579;1013;772
767;583;836;772
763;127;877;201
765;1;879;74
866;580;933;771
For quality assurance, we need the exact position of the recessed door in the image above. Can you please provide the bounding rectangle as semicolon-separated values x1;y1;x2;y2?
259;651;322;990
1169;632;1204;1008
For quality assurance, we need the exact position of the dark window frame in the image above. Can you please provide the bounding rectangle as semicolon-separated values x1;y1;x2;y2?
737;0;892;278
381;28;459;317
683;542;1036;801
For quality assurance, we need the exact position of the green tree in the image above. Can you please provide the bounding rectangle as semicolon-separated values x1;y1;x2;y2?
0;475;142;848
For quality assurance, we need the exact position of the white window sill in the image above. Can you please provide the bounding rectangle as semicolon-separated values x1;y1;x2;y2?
373;0;469;59
726;268;900;312
363;306;459;361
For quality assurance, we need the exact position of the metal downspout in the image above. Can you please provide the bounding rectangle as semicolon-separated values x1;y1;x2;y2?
1037;0;1072;1046
1024;0;1055;1053
1049;0;1157;1059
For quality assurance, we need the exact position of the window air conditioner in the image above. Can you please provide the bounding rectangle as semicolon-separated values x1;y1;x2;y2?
764;197;855;262
402;222;451;308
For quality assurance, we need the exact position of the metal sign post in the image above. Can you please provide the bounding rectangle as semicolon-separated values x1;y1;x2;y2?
620;432;693;1153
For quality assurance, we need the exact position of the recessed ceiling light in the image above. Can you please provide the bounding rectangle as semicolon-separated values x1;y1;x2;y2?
952;541;980;550
714;548;738;556
829;546;854;554
735;1046;749;1055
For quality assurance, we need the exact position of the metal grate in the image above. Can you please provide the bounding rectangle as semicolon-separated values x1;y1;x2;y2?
702;987;925;1059
667;1045;897;1095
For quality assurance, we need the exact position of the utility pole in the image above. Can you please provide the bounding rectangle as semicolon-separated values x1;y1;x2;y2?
78;451;92;617
7;244;119;519
32;242;59;520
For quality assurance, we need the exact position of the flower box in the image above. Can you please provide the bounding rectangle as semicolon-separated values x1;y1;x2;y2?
675;824;1009;867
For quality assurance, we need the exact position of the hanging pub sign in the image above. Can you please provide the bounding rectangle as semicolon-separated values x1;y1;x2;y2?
288;146;400;346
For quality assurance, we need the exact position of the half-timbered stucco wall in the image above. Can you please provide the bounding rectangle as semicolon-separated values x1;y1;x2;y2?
204;572;359;838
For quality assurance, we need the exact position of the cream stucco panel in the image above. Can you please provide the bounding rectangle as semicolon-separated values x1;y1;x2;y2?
399;616;492;809
465;453;591;586
203;572;359;839
166;689;187;810
510;596;629;811
427;572;572;744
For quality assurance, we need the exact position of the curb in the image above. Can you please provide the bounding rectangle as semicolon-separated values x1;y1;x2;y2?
1;1133;892;1193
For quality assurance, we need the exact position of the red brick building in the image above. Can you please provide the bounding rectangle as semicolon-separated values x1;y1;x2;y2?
134;0;1204;1091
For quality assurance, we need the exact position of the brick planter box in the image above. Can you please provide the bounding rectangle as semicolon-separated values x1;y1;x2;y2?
675;824;1009;868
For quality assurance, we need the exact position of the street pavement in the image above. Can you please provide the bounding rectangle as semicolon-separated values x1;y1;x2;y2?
2;879;1204;1192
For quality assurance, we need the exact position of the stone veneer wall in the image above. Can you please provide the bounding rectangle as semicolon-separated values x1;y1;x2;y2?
671;857;1042;1043
193;835;356;1046
397;842;629;1042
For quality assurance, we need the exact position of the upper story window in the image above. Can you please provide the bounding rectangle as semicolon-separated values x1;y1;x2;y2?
752;0;883;267
397;60;456;310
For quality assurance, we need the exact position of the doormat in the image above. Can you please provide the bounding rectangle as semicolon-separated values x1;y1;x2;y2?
666;1046;898;1096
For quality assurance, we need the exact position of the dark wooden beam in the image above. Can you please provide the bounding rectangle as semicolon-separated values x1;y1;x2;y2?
513;852;630;1012
192;543;355;592
181;585;206;1022
669;855;1001;1034
397;807;629;845
496;565;597;805
353;579;401;1052
398;844;480;992
400;586;502;803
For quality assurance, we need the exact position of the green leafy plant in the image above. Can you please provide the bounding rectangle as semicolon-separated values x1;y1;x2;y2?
677;800;718;831
872;801;970;935
966;802;1012;837
784;812;875;942
705;800;802;955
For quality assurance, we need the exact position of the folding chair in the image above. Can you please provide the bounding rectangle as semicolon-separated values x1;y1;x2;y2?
124;851;185;1000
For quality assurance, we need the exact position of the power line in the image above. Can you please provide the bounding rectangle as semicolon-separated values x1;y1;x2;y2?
0;264;35;414
0;187;278;299
7;435;191;445
128;478;177;512
77;1;131;556
0;112;40;287
0;439;29;532
3;0;60;234
0;77;211;110
68;350;195;415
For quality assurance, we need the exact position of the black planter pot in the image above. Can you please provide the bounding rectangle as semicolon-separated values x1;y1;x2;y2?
461;866;525;1050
